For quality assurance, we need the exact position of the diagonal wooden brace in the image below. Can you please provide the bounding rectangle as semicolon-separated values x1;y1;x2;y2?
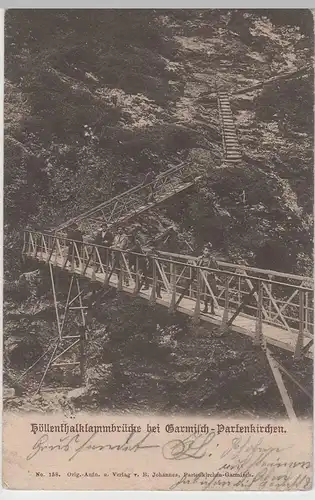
226;283;258;327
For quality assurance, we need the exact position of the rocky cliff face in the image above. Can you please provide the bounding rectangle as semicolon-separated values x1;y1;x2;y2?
4;10;313;414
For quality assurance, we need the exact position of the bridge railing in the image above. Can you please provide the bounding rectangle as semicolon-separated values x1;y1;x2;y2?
23;231;314;351
157;250;314;334
53;161;195;233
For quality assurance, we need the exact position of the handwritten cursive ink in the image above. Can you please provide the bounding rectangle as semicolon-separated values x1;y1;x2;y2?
162;432;216;460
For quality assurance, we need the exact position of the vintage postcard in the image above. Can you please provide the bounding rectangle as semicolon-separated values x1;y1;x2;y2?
3;9;313;491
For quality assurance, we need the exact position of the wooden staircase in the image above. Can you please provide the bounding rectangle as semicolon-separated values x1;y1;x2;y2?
217;91;242;163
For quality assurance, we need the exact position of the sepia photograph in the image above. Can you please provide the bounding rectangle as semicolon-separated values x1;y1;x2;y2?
2;9;314;491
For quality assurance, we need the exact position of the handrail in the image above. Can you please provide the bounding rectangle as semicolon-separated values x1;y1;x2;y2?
24;231;313;289
158;250;313;283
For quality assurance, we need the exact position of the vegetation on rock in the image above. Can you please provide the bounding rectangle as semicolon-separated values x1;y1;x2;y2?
4;10;313;414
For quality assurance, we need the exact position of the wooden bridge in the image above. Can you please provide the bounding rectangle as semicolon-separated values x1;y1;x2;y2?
53;161;196;234
23;231;314;360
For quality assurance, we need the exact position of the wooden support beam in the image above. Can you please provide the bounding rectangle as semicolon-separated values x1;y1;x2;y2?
117;254;123;292
22;231;27;256
79;326;86;384
294;289;305;360
35;341;60;394
156;260;171;293
69;306;88;310
149;259;157;305
47;236;56;263
301;338;313;356
193;268;201;324
49;263;62;340
254;280;263;346
277;363;312;400
200;269;220;310
220;278;230;334
265;349;297;422
121;252;133;284
169;263;176;312
104;262;115;286
60;275;74;336
241;270;269;321
51;339;80;364
16;342;57;382
68;289;85;307
76;278;86;328
94;247;106;277
174;277;194;309
102;248;109;283
226;284;257;327
83;249;94;278
133;256;141;295
52;362;80;367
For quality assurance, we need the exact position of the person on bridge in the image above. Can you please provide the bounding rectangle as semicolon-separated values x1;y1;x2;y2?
127;227;143;274
92;228;106;273
196;243;218;315
66;223;83;268
139;245;162;298
143;168;155;203
112;227;129;250
111;227;130;285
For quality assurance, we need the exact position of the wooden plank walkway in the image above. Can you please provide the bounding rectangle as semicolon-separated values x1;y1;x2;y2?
36;253;313;359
